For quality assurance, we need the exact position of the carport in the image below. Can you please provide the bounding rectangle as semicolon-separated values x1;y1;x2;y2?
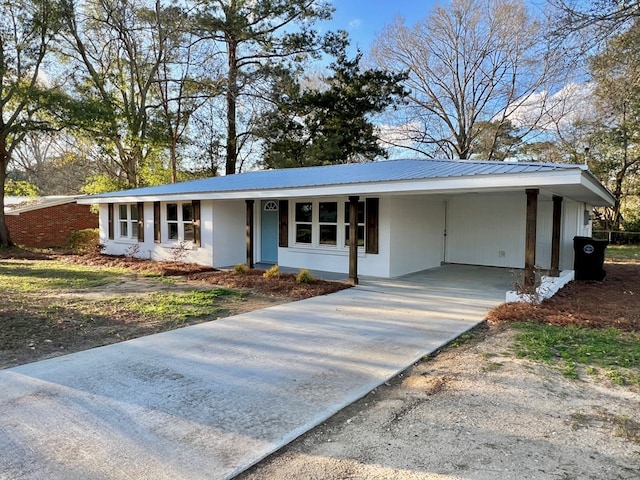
1;265;509;480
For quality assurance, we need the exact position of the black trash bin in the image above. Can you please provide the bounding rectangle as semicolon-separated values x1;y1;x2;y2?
573;236;608;281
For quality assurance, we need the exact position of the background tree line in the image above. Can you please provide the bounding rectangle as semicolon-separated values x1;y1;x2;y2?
2;0;640;246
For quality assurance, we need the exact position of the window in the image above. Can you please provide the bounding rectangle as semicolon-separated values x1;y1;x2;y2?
319;202;337;245
166;202;200;243
167;203;179;240
119;204;138;239
295;202;313;244
344;201;365;247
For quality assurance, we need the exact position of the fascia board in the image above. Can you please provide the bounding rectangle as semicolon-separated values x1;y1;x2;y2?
580;171;616;206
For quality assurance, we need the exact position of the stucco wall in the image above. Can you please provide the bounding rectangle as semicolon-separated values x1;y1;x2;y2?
7;202;97;248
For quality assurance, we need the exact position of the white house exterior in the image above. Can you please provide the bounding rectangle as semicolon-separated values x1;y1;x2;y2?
78;159;614;282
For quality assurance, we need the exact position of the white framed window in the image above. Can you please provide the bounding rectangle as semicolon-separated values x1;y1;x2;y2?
344;201;365;247
295;202;313;244
319;201;338;245
166;202;194;241
119;204;138;239
291;199;367;249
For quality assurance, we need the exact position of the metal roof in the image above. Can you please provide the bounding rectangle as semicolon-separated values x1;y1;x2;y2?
88;158;589;199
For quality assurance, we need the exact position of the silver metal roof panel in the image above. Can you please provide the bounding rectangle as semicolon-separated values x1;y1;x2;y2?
89;158;587;199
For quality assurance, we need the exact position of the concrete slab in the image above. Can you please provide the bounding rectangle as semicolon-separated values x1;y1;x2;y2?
0;265;508;480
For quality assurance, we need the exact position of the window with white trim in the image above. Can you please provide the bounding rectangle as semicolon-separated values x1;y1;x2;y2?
319;202;338;245
166;202;194;241
119;204;138;239
344;201;365;247
295;202;313;244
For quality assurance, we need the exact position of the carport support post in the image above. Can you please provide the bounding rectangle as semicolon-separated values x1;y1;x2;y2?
525;189;539;288
550;195;563;277
245;199;254;269
348;196;359;285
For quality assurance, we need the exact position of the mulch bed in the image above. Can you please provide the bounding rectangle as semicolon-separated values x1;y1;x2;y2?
487;263;640;332
56;253;351;299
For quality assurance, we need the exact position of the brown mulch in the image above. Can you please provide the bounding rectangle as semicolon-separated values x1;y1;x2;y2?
0;248;350;299
487;263;640;332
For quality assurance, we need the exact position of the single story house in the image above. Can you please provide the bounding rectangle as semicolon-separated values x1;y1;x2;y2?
4;196;98;248
78;159;615;285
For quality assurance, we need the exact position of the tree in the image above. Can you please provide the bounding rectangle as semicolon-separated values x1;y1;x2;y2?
584;20;640;230
1;0;61;246
470;120;522;161
257;51;407;168
59;0;169;188
550;0;640;40
194;0;338;175
371;0;564;160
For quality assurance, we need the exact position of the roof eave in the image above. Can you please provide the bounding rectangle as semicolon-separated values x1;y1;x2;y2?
77;170;603;204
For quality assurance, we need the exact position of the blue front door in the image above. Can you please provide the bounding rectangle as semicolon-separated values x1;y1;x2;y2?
261;200;279;264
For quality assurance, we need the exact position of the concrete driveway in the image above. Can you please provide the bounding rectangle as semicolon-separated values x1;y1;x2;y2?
0;265;511;480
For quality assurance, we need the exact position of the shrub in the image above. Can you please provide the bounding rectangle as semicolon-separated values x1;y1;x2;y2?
67;229;100;254
296;268;315;284
234;263;249;274
263;264;280;278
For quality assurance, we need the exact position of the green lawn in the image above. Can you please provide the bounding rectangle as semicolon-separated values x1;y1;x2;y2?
606;244;640;263
511;322;640;387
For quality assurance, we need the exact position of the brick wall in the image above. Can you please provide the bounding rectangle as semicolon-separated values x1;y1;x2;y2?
6;202;98;248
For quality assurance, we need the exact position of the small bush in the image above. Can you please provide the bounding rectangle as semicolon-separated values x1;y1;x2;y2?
296;268;315;284
234;263;249;274
263;264;280;278
67;229;100;254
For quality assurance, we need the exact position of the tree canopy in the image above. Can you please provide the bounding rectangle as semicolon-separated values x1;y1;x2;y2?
257;51;407;168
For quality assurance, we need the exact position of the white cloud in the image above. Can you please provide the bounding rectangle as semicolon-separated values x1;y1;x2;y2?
506;82;596;131
349;18;362;29
376;122;421;149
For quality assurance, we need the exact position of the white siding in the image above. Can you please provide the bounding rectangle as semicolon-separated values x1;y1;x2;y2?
388;197;444;277
445;193;526;268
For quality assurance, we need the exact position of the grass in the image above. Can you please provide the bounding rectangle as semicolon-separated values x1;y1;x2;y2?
103;289;245;324
511;322;640;386
606;244;640;262
0;259;128;291
0;258;248;349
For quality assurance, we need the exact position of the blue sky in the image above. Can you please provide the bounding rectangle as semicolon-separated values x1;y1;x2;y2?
327;0;439;53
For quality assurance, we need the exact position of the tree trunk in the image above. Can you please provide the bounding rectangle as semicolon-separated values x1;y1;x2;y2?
226;35;238;176
0;135;14;246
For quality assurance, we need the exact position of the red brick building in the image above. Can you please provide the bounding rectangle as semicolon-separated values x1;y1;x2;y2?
4;196;98;248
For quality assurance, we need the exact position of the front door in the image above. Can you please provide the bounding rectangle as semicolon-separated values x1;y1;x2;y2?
261;200;279;263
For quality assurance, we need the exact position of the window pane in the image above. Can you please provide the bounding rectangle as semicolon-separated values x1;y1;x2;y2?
319;225;337;245
345;226;365;247
119;204;128;219
130;205;138;221
120;221;128;237
319;202;337;223
344;202;365;224
184;223;194;241
295;224;312;244
132;223;139;238
182;203;193;222
167;203;178;221
168;223;178;240
295;202;312;222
